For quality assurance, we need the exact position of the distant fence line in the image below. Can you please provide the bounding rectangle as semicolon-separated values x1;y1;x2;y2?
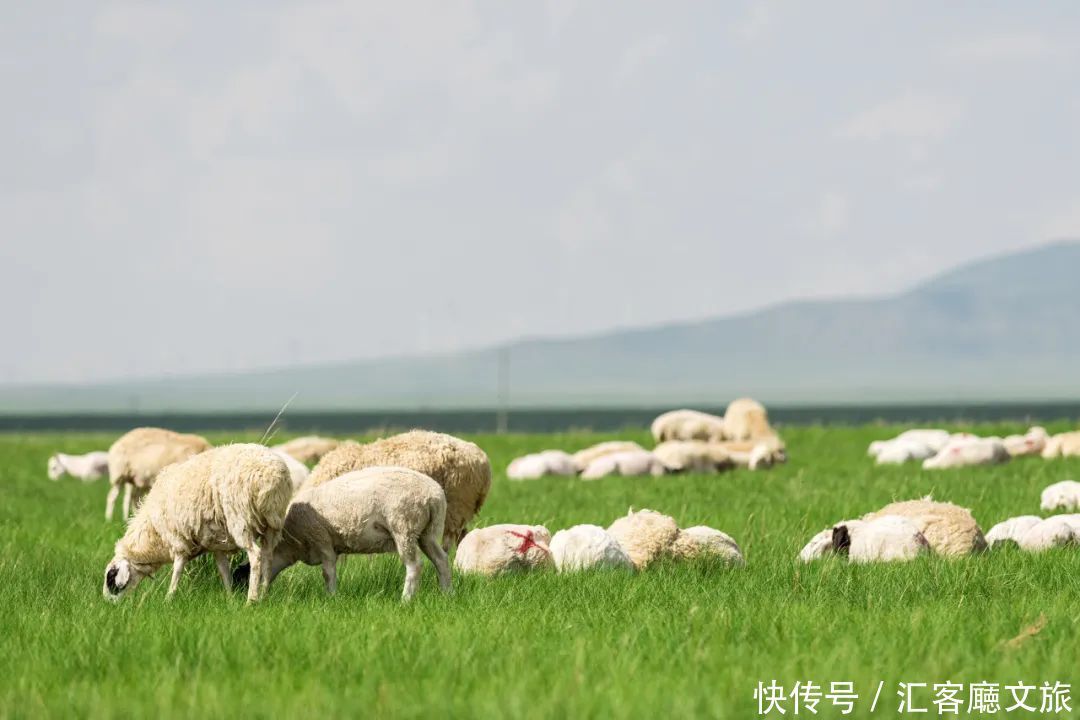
1;403;1079;434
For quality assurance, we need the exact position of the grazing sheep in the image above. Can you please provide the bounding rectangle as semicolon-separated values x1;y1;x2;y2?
453;524;553;576
652;441;732;473
507;450;577;480
1017;514;1080;552
106;427;211;521
606;509;679;569
1040;480;1080;513
272;436;341;465
47;451;109;482
580;450;667;480
242;466;450;600
722;398;774;441
985;515;1043;548
571;441;646;473
650;410;726;444
101;444;292;603
1003;427;1049;457
800;516;930;563
864;498;987;556
306;430;491;548
668;526;745;565
922;437;1009;469
271;449;310;491
549;524;633;572
1042;431;1080;459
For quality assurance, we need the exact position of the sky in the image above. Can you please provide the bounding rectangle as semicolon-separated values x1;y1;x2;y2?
2;1;1079;384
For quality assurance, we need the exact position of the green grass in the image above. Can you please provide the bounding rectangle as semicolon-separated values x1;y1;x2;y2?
2;425;1080;719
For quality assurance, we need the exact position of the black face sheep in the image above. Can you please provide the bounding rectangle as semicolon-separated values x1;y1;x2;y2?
305;430;491;548
102;444;292;603
105;427;212;520
799;516;930;563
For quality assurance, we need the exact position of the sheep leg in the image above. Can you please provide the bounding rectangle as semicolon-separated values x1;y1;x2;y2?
105;484;120;521
321;554;338;595
214;552;233;591
246;546;264;603
259;535;278;593
397;536;422;602
167;556;188;597
420;535;452;593
122;484;133;519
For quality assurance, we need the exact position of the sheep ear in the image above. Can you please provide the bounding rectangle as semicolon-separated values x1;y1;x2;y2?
831;525;852;554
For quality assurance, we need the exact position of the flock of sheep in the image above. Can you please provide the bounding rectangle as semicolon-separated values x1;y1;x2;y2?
39;399;1080;604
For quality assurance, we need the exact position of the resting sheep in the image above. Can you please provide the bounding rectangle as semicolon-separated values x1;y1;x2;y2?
1003;427;1048;457
239;466;450;600
668;526;745;565
652;441;732;473
650;410;725;444
306;430;491;547
922;437;1009;469
873;438;939;465
454;524;553;576
799;516;930;563
1042;431;1080;459
985;515;1043;548
606;509;679;569
571;441;645;472
868;429;952;459
580;450;667;479
102;444;292;603
507;450;577;480
863;498;986;556
272;435;341;464
1016;514;1080;552
47;451;109;482
106;427;211;520
722;398;774;441
549;524;633;572
1040;480;1080;513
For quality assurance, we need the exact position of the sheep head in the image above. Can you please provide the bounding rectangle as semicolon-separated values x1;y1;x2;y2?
102;556;154;602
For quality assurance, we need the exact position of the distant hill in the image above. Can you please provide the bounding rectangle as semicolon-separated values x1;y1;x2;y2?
4;240;1080;412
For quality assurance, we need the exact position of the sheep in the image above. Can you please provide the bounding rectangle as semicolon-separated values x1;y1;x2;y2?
985;515;1043;547
668;526;745;565
922;437;1009;469
606;509;679;569
650;409;726;444
272;435;341;465
702;437;787;470
238;466;450;600
101;444;292;603
1042;431;1080;459
1003;427;1049;457
47;451;109;482
507;450;577;480
271;448;310;492
580;450;667;480
652;441;732;473
549;524;633;572
722;398;774;441
799;516;930;563
873;438;939;465
1040;480;1080;513
306;430;491;548
868;429;952;459
105;427;211;521
571;441;646;472
1016;514;1080;552
453;524;553;576
863;498;986;556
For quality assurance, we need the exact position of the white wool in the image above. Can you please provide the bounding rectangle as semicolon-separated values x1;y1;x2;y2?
922;437;1009;469
985;515;1043;547
841;515;929;563
507;450;577;480
549;524;633;572
1040;480;1080;513
868;429;950;458
47;451;109;482
580;450;667;480
1017;515;1080;552
453;524;554;576
670;526;745;565
1003;427;1049;457
874;439;938;465
271;449;310;492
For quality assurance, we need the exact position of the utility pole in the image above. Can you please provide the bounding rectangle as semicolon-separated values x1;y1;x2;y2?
496;347;510;434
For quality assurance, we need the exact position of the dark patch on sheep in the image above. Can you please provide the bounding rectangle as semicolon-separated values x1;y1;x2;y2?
105;566;123;594
831;525;851;555
232;563;251;588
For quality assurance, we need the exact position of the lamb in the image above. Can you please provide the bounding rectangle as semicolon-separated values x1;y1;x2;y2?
272;435;341;465
571;441;646;472
1003;427;1049;457
863;498;987;556
922;437;1009;469
453;524;553;576
47;451;109;482
1040;480;1080;513
606;509;679;569
1042;431;1080;459
652;441;732;473
668;526;745;565
507;450;577;480
650;409;726;444
101;444;292;603
306;430;491;547
985;516;1043;547
105;427;212;520
271;449;310;491
580;450;667;479
1016;514;1080;552
239;466;450;600
549;524;634;572
799;516;930;563
722;398;775;441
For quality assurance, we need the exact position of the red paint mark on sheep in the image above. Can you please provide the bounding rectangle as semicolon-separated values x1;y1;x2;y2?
509;530;548;555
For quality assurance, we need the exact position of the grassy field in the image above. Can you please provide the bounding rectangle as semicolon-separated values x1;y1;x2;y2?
2;424;1080;719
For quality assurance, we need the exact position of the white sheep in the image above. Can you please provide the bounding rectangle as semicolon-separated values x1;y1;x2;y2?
272;435;341;464
722;398;775;441
873;439;939;465
271;448;310;491
453;524;553;576
1017;514;1080;552
668;526;745;565
799;516;930;563
863;498;987;556
652;441;731;473
580;450;667;479
985;515;1043;547
549;524;633;572
922;437;1009;469
868;429;952;459
307;430;491;548
1040;480;1080;513
47;451;109;482
1003;427;1049;457
247;466;450;600
650;409;726;444
1042;431;1080;459
571;441;646;472
606;509;679;569
106;427;212;520
102;444;292;603
507;450;577;480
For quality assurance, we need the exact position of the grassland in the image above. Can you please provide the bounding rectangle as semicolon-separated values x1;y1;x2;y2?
2;424;1080;719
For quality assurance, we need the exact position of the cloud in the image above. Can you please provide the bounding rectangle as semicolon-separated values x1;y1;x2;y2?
804;191;850;237
839;92;964;142
735;0;774;41
1042;201;1080;241
946;32;1066;63
616;34;670;85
